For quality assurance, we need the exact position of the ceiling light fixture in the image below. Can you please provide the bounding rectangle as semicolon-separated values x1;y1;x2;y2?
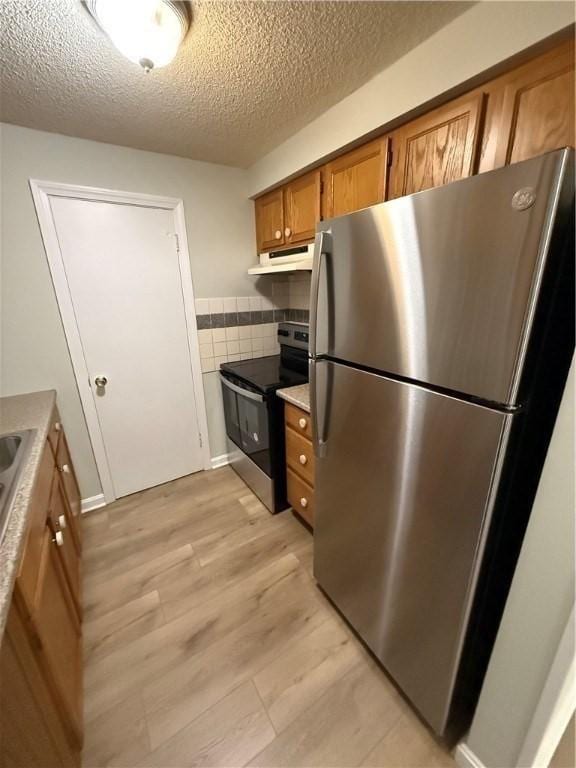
86;0;190;72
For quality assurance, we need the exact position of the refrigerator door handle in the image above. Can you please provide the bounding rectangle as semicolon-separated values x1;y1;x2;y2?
310;358;329;458
310;230;331;359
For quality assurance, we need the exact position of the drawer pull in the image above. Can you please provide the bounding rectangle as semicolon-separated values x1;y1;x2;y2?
275;229;282;240
300;497;308;508
299;454;307;465
60;463;71;474
53;531;64;547
58;514;67;530
298;417;307;429
54;422;61;432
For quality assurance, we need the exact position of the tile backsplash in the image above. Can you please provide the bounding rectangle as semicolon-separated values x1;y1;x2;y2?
195;274;311;373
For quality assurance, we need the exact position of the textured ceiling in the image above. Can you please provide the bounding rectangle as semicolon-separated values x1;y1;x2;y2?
0;1;472;167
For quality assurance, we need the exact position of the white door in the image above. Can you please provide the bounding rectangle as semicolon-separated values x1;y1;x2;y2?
49;196;203;498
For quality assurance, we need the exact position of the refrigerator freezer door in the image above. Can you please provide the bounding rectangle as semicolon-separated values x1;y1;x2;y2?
314;149;571;405
313;360;512;734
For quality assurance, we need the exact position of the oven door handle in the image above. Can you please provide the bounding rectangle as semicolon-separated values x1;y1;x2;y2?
220;374;265;403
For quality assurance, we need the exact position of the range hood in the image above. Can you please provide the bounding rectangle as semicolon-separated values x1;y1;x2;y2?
248;244;313;275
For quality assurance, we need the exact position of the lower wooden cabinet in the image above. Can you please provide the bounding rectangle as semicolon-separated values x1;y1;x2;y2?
0;408;83;768
287;468;314;528
284;402;315;528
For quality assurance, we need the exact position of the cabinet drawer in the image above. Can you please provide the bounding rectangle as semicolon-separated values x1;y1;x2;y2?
48;476;81;619
285;426;315;486
287;469;314;528
285;403;312;440
48;408;62;457
56;435;82;549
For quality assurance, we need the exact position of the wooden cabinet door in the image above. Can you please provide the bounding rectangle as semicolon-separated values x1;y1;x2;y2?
284;170;321;245
255;188;285;252
324;137;388;218
33;526;83;749
493;40;574;167
56;434;82;550
390;93;484;199
48;476;81;619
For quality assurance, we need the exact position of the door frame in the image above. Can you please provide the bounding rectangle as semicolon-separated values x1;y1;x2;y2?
30;179;212;504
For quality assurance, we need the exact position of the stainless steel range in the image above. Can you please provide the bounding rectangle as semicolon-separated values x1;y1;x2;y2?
220;322;309;512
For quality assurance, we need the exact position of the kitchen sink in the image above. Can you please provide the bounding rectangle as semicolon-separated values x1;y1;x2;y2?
0;430;35;544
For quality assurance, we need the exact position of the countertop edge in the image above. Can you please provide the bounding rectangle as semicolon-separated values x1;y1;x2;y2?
277;384;310;414
0;390;57;642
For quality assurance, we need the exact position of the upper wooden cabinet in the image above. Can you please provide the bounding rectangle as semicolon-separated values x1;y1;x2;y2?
255;188;285;252
493;39;575;167
252;39;574;249
389;93;484;199
324;138;388;219
255;171;321;252
284;170;321;245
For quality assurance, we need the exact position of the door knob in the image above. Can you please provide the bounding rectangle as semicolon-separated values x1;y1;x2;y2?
94;376;108;387
274;229;282;240
284;227;292;238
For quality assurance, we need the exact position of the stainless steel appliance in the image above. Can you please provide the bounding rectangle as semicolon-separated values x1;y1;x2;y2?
220;322;309;512
310;149;574;740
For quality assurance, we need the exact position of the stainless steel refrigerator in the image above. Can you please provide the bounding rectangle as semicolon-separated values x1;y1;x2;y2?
310;149;574;740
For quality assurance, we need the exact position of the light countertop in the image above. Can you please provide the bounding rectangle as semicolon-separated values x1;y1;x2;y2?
0;390;56;641
277;383;310;413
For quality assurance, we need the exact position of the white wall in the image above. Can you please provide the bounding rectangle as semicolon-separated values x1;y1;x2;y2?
0;123;257;498
247;1;575;195
461;358;575;768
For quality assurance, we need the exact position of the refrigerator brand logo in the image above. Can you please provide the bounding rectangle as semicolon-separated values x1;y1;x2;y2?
511;187;536;211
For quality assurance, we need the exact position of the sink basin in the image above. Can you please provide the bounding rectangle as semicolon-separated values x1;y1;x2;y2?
0;430;35;545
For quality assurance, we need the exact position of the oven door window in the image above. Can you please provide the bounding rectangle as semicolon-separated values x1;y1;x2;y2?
238;395;271;476
221;378;241;448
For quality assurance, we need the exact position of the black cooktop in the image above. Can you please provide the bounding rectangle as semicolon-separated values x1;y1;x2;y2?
221;354;308;395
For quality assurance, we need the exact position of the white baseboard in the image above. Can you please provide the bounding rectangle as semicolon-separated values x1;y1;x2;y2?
81;493;106;514
454;743;486;768
211;452;232;469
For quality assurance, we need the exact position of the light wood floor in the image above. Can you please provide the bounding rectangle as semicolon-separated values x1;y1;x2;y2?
82;467;455;768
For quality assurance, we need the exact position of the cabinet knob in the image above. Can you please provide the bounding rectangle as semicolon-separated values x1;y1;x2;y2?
300;497;308;508
54;422;61;432
299;454;307;465
298;417;307;429
58;514;67;530
284;227;292;238
53;530;64;547
274;229;282;240
60;463;71;475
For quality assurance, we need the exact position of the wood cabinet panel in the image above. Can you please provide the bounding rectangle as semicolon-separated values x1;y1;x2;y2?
390;93;484;199
287;469;314;528
493;40;575;166
0;604;78;768
33;526;83;749
284;402;312;440
285;426;315;487
255;188;284;252
16;441;54;614
284;170;321;245
324;137;388;218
